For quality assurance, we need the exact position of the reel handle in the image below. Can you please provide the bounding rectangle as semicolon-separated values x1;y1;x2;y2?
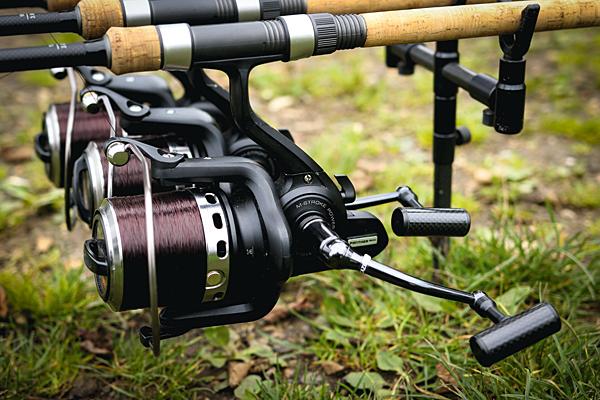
392;207;471;237
470;302;561;367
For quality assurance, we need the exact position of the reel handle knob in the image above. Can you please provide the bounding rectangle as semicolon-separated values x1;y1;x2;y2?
470;303;561;367
391;208;471;237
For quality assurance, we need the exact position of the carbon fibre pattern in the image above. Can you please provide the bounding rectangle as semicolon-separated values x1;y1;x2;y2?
0;11;79;36
470;303;561;367
0;43;88;73
392;208;471;237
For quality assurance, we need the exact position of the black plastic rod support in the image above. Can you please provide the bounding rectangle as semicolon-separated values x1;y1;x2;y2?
388;45;497;108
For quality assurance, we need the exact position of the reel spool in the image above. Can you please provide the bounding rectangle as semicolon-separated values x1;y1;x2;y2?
34;103;121;187
73;136;201;225
84;185;279;314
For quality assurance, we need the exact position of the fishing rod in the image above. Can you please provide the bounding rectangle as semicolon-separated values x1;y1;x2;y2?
0;0;79;11
0;0;498;39
0;0;597;75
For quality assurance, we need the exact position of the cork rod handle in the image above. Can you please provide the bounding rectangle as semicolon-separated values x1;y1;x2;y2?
106;26;162;75
363;0;600;46
306;0;496;14
46;0;80;11
78;0;124;39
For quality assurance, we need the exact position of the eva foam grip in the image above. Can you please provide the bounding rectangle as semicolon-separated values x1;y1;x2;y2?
105;26;162;75
392;208;471;237
47;0;80;11
362;0;600;47
305;0;495;14
78;0;123;39
470;303;561;367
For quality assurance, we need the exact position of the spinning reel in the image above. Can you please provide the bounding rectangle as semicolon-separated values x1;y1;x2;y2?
81;53;561;366
71;96;222;225
34;66;177;188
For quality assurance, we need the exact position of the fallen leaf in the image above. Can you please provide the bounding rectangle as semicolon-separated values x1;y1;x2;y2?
228;362;253;388
288;295;313;313
65;257;82;271
268;96;295;113
473;168;493;185
264;305;288;323
351;170;374;192
357;158;387;174
80;340;111;356
436;363;458;386
264;295;313;323
69;374;101;398
36;236;53;253
204;325;231;347
410;292;445;313
496;286;531;315
78;328;113;357
283;368;295;379
344;371;385;392
376;351;404;373
321;360;345;375
0;146;33;164
0;286;8;319
233;375;262;400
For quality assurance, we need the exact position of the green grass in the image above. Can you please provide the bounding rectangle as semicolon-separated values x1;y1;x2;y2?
0;214;597;399
18;70;60;88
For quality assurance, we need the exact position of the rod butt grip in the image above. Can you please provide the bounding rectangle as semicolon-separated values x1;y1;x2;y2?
470;303;561;367
78;0;124;39
106;26;162;75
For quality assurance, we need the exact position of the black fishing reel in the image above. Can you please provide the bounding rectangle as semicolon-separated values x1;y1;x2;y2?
70;85;226;226
33;67;178;188
80;136;560;367
78;51;562;366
